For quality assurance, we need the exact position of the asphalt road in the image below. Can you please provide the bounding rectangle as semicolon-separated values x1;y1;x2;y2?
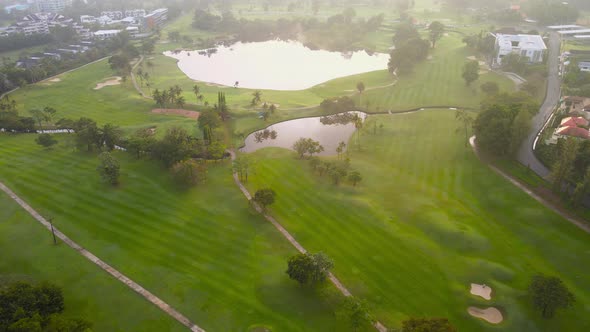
516;32;561;179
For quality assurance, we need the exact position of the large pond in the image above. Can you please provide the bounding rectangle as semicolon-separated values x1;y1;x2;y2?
164;40;389;90
241;112;366;156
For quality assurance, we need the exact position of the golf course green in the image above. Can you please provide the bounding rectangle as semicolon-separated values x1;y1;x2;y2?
2;2;589;331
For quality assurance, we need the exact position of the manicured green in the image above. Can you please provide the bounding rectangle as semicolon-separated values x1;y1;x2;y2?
245;110;590;331
0;133;346;331
0;192;185;332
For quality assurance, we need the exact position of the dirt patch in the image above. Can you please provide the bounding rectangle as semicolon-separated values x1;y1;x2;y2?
470;283;492;300
468;306;503;324
152;108;200;119
94;76;122;90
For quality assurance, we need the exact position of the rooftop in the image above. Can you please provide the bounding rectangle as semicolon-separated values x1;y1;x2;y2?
495;34;547;50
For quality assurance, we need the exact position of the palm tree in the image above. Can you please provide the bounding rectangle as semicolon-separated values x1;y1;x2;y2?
455;109;473;147
193;85;200;103
336;141;346;159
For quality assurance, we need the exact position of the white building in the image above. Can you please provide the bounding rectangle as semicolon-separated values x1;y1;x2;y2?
36;0;72;12
579;61;590;72
493;34;547;66
93;29;121;40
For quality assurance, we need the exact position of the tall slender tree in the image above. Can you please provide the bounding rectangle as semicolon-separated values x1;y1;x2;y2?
455;109;473;147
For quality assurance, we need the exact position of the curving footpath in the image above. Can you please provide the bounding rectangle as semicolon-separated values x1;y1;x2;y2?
470;137;590;234
0;181;205;332
227;150;388;332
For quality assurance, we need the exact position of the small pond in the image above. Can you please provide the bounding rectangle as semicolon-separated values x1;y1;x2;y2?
164;40;389;90
241;112;366;156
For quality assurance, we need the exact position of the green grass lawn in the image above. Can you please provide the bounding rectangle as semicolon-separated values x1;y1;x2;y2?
0;133;347;331
244;110;590;331
9;58;200;136
0;192;185;331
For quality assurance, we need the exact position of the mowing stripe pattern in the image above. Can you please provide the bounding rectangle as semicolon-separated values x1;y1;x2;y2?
0;181;205;332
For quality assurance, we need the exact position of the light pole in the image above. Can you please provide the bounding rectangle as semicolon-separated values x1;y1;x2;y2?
48;217;57;245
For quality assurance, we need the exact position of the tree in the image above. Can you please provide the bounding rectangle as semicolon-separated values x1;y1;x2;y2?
97;152;120;185
509;109;531;155
29;108;44;130
473;106;511;156
233;155;254;182
100;123;121;151
73;117;100;151
251;90;262;106
348;170;362;186
401;317;456;332
253;188;276;210
455;109;473;147
529;275;575;318
286;252;333;285
168;30;181;42
35;133;57;148
551;138;579;192
0;281;90;332
356;81;365;106
572;166;590;206
388;37;430;75
354;114;363;149
193;85;200;103
198;110;221;142
151;127;195;167
393;22;420;46
462;60;479;86
171;159;206;187
428;21;445;48
337;296;373;331
480;81;499;95
336;141;346;159
108;54;131;75
293;137;324;159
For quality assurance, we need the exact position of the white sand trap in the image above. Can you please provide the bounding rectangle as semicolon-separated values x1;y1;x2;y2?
468;307;503;324
466;56;477;60
94;76;122;90
49;77;61;82
470;283;492;300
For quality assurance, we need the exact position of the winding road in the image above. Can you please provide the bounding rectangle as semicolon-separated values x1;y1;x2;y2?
516;32;561;178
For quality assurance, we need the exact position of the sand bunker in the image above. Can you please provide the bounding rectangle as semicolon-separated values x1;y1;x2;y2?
468;306;503;324
470;283;492;300
94;77;122;90
49;77;61;82
152;109;200;119
466;56;477;60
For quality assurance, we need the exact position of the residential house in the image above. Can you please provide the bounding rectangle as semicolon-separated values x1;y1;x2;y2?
141;8;167;30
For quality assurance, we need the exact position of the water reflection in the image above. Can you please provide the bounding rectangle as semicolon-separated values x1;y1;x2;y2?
242;112;366;155
164;40;388;90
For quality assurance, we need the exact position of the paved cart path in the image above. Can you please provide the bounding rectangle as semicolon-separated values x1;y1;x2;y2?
0;181;205;332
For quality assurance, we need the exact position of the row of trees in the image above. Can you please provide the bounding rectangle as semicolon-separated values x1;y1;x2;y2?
153;85;185;109
192;8;385;51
